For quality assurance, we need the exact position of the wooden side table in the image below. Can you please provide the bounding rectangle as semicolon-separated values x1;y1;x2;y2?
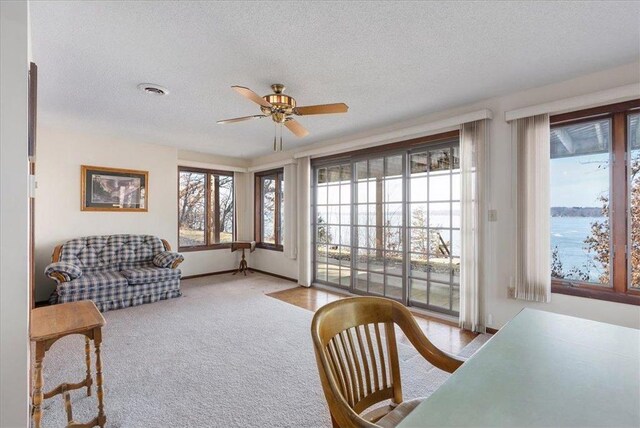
230;240;256;276
30;300;107;428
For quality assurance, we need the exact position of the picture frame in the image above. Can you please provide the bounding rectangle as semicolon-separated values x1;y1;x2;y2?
81;165;148;212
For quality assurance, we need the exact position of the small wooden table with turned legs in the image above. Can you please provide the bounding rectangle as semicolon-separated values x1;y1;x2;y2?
30;300;107;428
231;240;256;275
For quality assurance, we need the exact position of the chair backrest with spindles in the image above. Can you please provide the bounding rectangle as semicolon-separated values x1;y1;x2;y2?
311;296;463;428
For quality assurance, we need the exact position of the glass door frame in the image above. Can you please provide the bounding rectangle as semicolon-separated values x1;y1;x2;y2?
311;134;461;317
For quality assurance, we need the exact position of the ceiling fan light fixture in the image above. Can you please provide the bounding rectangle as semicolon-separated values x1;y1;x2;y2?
219;83;348;147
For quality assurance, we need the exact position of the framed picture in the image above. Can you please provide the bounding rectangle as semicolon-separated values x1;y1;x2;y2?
81;165;148;212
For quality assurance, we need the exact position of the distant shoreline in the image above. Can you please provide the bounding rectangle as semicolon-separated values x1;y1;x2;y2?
551;207;603;217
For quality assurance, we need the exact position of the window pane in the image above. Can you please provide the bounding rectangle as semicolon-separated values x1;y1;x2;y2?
317;167;327;184
429;282;451;311
410;152;428;175
429;149;451;171
550;119;611;285
629;113;640;289
262;176;276;244
179;171;206;247
217;175;234;243
328;166;341;183
385;155;403;177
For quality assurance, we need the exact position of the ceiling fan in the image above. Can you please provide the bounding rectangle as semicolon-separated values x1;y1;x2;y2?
217;84;348;151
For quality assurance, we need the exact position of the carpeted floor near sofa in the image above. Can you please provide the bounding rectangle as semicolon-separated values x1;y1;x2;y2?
38;273;490;428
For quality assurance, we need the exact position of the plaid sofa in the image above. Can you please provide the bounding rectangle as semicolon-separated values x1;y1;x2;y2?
45;234;184;312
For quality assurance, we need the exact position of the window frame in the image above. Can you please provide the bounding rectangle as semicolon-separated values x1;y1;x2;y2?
177;166;235;252
254;168;284;251
549;99;640;305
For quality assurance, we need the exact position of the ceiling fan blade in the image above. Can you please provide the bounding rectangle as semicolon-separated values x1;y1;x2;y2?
231;86;272;108
217;115;267;124
284;119;309;137
293;103;348;116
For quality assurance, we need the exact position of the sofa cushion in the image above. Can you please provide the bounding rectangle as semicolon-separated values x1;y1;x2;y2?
153;251;184;268
58;271;128;296
119;260;155;271
118;235;164;263
121;267;181;285
59;234;165;273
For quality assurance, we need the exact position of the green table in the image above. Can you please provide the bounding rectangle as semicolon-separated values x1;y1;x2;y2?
398;308;640;427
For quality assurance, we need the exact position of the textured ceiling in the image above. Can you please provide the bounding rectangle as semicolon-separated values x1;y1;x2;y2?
30;1;640;158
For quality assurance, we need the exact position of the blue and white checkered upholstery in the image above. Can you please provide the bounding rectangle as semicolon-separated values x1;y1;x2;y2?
44;261;83;282
58;234;165;274
52;278;181;312
153;251;184;268
57;271;129;295
121;267;181;285
48;234;182;312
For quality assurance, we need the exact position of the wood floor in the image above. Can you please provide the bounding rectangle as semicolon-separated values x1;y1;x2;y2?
267;286;477;355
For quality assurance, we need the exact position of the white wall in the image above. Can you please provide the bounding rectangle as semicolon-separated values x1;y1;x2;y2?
0;1;30;426
249;61;640;329
35;128;240;301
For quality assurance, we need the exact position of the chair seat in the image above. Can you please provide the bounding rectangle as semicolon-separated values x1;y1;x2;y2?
375;398;425;428
120;267;181;285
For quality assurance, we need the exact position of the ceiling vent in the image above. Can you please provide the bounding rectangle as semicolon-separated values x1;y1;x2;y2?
137;83;169;96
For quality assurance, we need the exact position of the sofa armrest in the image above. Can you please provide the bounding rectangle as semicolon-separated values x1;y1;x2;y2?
153;251;184;269
44;261;83;283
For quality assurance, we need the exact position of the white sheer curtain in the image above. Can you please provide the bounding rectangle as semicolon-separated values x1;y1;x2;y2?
283;163;297;259
459;119;486;332
297;156;312;287
513;114;551;302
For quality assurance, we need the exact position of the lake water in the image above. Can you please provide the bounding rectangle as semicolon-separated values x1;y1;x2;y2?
551;216;607;282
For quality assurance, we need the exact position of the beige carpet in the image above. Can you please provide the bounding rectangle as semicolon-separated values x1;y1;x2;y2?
37;273;490;427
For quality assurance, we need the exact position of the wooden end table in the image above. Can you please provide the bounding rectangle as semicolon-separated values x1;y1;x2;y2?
230;240;256;276
30;300;107;428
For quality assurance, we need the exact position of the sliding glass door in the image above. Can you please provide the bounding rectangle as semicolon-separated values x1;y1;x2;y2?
314;164;352;288
407;145;460;314
353;155;404;299
312;137;460;316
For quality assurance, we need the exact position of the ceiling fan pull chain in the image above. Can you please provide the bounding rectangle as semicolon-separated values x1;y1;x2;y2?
273;123;277;151
279;123;283;151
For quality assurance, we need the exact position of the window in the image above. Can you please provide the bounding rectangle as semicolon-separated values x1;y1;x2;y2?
550;100;640;304
312;131;461;316
178;167;234;250
255;169;284;250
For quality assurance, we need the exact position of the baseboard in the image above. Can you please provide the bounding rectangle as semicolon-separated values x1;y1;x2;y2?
183;268;298;284
182;269;237;279
249;268;298;283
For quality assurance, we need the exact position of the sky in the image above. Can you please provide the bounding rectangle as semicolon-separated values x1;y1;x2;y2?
550;152;609;207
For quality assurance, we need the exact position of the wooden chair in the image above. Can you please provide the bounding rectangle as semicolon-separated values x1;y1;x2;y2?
311;296;465;428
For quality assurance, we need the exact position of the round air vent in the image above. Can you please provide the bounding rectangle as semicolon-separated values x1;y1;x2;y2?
137;83;169;96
